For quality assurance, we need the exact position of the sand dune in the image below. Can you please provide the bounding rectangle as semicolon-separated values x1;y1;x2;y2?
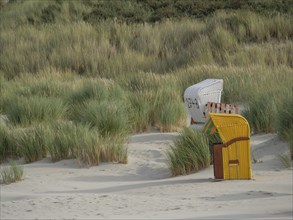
1;133;292;219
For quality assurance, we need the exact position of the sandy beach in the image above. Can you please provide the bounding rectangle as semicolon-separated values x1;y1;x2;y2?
1;132;292;219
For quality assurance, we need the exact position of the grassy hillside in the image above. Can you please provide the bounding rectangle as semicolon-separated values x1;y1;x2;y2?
1;11;292;78
0;1;292;166
1;0;292;28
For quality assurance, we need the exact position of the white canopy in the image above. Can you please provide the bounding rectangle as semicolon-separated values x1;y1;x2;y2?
184;79;223;123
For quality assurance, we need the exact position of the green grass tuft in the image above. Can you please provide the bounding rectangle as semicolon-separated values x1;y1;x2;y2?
7;96;66;126
0;161;24;184
66;80;108;104
166;128;210;176
277;94;293;159
71;100;130;137
243;93;277;134
13;126;48;163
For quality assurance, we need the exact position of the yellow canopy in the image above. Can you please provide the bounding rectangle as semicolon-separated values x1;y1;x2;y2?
209;113;250;142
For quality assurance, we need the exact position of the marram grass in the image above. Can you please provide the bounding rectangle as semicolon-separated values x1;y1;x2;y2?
166;128;210;176
0;161;24;184
7;96;66;126
0;10;292;166
243;93;278;134
277;93;293;159
13;127;48;163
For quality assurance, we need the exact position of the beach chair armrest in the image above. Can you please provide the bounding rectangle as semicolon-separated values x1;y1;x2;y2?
218;137;250;148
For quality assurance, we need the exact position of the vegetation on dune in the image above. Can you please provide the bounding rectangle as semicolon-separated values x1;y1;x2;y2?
1;0;292;28
1;11;292;79
167;128;210;176
0;1;292;175
0;123;14;163
243;93;278;134
0;161;24;184
277;93;293;159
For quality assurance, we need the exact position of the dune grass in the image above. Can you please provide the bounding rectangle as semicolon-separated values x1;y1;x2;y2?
47;121;128;166
278;153;292;169
0;161;24;184
100;135;128;164
70;100;130;137
0;10;292;167
16;80;70;98
1;12;292;79
46;122;101;166
127;91;151;133
66;80;108;105
277;93;293;159
6;96;66;126
243;93;278;134
153;88;187;132
0;123;13;163
166;128;210;176
12;126;48;163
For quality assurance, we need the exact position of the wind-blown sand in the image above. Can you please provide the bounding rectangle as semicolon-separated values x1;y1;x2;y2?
1;132;292;219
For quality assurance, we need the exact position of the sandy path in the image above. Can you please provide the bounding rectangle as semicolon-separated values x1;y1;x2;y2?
0;133;292;219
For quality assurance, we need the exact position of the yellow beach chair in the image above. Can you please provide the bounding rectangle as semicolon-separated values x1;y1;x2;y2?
203;113;252;180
